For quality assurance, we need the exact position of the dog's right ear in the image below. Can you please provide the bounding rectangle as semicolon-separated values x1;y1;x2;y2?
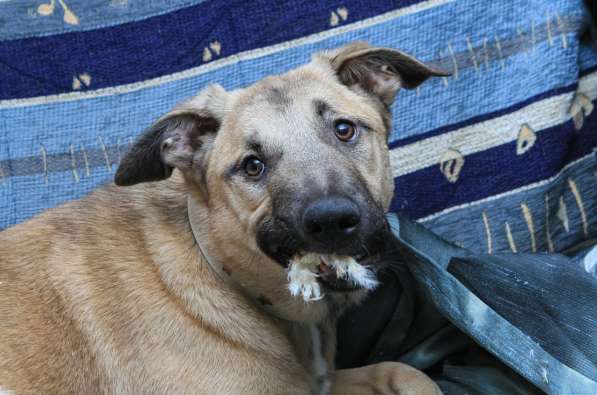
318;41;450;106
115;85;227;187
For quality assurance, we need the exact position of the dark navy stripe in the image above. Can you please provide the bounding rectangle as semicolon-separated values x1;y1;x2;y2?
388;83;577;149
580;63;597;77
390;117;597;219
0;0;423;100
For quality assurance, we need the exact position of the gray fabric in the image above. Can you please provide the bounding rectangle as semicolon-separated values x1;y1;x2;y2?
386;213;597;394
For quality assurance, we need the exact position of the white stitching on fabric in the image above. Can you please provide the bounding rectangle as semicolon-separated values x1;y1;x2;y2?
482;211;492;254
40;144;48;185
69;144;79;183
546;13;554;46
98;136;112;172
568;178;589;237
545;194;554;252
555;12;568;49
116;137;122;164
439;49;449;86
466;37;478;70
81;143;91;177
483;38;490;68
505;222;518;253
447;41;459;79
557;196;570;232
494;36;505;69
516;27;528;56
521;203;537;252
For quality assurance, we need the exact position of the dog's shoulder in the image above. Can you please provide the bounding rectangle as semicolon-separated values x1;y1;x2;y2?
0;173;193;392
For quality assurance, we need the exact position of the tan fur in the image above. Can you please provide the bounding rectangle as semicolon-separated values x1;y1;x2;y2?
0;42;444;394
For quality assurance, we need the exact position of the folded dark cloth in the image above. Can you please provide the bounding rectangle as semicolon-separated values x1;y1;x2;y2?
336;213;597;395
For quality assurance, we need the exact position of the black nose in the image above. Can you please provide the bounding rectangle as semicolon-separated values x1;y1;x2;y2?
302;197;361;242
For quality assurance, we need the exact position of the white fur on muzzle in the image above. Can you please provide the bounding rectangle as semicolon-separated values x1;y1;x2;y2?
287;253;378;302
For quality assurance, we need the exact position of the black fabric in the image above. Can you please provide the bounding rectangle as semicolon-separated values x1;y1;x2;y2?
335;268;409;368
336;260;545;394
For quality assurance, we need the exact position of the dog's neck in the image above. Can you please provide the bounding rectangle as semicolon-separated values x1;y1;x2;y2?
185;191;354;326
186;192;338;388
186;193;288;321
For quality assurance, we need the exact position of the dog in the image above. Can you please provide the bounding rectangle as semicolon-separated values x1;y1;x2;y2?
0;42;448;394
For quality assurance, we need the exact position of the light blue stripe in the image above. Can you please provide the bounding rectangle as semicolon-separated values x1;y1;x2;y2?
0;167;112;229
0;0;209;41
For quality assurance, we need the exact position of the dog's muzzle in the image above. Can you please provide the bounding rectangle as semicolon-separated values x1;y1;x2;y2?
256;192;390;297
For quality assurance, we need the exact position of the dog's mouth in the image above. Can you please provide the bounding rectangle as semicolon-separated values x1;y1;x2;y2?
317;253;382;290
286;251;382;301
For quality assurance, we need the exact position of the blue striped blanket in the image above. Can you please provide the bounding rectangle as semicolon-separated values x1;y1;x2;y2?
1;0;595;256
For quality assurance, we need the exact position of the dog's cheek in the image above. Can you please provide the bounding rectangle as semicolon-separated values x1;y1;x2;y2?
380;163;394;210
255;219;297;268
256;220;281;264
362;140;394;211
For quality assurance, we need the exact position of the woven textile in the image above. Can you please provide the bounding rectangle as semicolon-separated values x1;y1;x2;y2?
0;0;596;255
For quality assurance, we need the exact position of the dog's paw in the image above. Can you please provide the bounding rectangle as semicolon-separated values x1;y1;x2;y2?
332;362;441;395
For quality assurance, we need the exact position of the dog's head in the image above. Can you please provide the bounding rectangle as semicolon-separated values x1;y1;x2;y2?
116;42;446;318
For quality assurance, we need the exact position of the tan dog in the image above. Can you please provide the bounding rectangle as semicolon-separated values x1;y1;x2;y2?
0;42;448;394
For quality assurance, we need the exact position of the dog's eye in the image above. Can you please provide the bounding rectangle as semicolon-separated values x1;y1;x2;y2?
244;156;266;178
334;120;357;142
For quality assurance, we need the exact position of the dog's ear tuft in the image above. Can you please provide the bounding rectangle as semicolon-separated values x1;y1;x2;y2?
322;41;451;106
115;85;226;187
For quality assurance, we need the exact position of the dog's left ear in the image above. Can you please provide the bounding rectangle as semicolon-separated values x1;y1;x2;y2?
321;41;450;106
115;84;227;187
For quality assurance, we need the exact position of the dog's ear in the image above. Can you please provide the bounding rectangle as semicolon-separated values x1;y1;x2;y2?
321;41;450;106
115;84;227;187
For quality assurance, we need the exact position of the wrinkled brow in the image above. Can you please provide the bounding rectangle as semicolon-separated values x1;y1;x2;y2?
245;135;283;162
245;138;266;158
313;99;331;117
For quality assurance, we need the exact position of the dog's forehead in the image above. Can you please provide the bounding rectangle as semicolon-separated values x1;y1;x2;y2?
241;68;330;111
223;66;384;138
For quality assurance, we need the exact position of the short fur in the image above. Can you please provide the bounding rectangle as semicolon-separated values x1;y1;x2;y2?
0;42;447;394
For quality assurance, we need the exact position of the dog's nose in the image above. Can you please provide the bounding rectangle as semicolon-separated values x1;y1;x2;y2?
302;197;361;242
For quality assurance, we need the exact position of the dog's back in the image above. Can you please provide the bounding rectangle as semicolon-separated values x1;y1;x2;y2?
0;194;111;392
0;179;311;394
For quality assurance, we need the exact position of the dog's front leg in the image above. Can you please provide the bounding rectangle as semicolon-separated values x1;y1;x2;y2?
331;362;442;395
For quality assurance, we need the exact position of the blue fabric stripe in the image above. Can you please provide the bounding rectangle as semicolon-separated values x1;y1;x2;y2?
0;0;585;101
0;0;425;100
390;117;597;219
